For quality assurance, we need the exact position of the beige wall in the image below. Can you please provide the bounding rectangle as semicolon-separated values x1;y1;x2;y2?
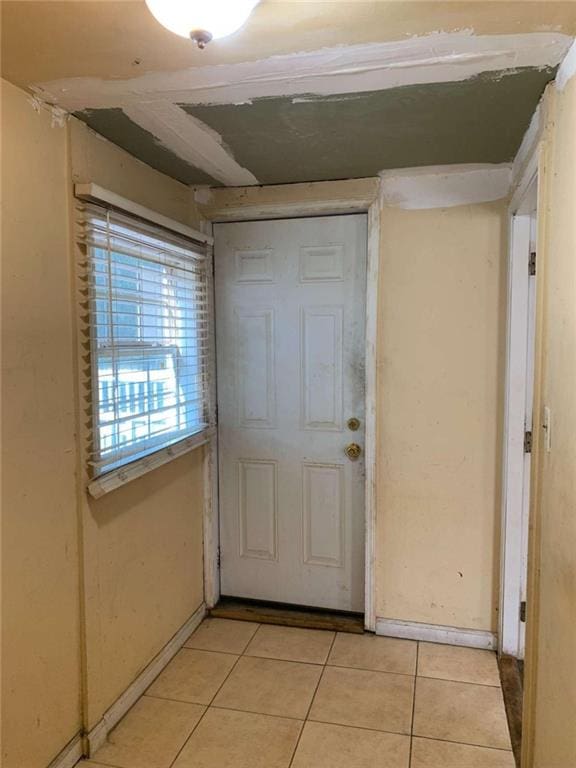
201;184;507;634
376;203;506;631
1;79;82;768
69;117;207;728
82;451;205;727
523;76;576;768
2;81;207;766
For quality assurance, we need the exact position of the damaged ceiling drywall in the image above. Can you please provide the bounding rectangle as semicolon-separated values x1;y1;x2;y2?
179;68;556;185
77;108;220;186
2;1;576;188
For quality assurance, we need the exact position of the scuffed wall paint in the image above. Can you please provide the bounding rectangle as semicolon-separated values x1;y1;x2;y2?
376;201;507;631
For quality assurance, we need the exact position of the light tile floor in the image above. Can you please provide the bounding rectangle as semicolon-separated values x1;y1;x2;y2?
83;618;515;768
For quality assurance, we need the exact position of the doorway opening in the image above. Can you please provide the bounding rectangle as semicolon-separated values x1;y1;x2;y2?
500;172;538;662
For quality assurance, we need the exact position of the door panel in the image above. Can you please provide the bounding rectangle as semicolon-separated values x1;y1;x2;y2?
214;214;367;612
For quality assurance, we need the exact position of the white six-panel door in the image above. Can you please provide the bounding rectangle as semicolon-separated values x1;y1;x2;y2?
214;214;367;612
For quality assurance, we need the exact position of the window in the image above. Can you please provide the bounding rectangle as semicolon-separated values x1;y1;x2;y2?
78;202;211;478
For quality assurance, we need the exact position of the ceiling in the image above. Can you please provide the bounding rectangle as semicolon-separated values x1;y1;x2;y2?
3;1;576;188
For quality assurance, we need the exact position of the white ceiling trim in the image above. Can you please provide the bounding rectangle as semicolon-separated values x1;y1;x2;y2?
122;101;258;186
379;163;512;210
34;31;572;112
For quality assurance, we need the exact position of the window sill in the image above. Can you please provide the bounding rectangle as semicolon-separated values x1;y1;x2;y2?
87;428;214;499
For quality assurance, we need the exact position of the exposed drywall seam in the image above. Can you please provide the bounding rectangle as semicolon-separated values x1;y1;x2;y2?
33;32;572;110
379;163;512;209
122;101;258;186
556;38;576;90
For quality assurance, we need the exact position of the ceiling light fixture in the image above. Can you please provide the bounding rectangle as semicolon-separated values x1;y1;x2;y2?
145;0;260;49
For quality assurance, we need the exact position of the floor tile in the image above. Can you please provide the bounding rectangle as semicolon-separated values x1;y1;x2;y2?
172;707;302;768
411;737;515;767
245;624;334;664
413;677;512;750
212;656;322;719
92;696;205;768
418;642;501;686
308;666;414;734
146;649;238;705
184;618;259;655
290;721;410;768
327;632;417;675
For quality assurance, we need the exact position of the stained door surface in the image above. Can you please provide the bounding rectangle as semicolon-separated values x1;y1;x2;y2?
214;214;367;612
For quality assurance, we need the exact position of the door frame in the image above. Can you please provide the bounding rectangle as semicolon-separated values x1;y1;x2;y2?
201;182;381;631
499;148;539;658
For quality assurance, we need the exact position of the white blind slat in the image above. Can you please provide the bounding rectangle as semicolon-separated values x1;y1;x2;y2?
78;201;212;478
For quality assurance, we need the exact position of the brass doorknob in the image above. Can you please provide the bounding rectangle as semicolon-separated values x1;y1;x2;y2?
345;443;362;460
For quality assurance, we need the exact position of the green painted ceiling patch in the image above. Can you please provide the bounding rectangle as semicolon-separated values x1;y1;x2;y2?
75;108;221;187
181;67;555;185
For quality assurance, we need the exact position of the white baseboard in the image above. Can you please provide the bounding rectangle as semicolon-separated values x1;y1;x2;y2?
47;735;84;768
87;602;206;756
376;617;497;650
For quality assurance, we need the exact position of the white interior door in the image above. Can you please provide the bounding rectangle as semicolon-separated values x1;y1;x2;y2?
214;214;367;612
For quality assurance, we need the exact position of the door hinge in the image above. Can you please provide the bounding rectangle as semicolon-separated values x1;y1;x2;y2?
520;600;527;623
216;546;221;569
529;251;536;276
524;430;533;454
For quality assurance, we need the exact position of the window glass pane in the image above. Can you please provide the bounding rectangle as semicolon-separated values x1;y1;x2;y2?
84;204;209;476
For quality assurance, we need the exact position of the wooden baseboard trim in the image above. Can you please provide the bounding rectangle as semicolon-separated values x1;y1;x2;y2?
46;735;84;768
87;603;206;756
376;617;497;649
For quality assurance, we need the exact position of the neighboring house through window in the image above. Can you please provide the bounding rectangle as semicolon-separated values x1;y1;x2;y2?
79;202;210;478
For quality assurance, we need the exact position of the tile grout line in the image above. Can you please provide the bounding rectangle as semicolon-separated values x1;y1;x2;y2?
287;630;338;768
411;733;515;753
165;622;263;768
89;619;511;766
299;715;515;752
408;641;420;768
185;649;501;686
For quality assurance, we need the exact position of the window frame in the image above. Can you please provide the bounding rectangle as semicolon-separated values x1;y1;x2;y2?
75;184;216;498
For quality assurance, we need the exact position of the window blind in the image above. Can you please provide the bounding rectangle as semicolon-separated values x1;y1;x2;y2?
77;201;212;478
